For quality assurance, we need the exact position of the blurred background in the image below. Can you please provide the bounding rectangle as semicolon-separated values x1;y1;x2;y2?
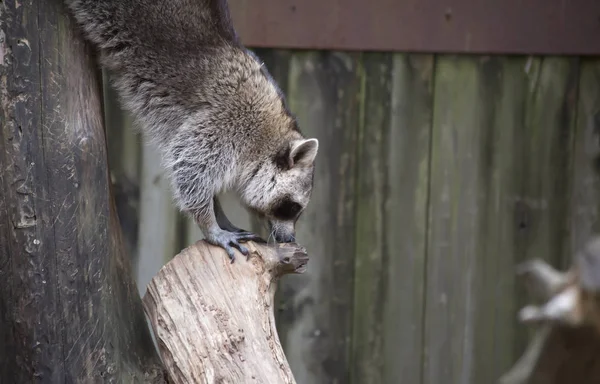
102;1;600;383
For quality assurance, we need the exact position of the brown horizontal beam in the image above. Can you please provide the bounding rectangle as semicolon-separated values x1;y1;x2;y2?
228;0;600;55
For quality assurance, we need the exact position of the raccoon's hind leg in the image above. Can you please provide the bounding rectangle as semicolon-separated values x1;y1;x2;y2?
194;198;264;262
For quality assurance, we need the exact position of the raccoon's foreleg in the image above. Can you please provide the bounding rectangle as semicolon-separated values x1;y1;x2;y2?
193;198;264;262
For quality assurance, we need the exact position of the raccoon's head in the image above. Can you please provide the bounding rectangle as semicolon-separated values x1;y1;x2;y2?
242;137;319;243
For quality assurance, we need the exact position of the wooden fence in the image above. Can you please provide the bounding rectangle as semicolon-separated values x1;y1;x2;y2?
102;52;600;384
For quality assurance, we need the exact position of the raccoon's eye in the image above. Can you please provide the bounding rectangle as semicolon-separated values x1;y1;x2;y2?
272;200;303;221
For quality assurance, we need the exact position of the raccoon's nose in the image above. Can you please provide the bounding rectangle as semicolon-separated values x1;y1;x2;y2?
275;232;295;243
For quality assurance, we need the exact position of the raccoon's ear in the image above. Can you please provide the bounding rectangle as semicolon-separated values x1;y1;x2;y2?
290;138;319;168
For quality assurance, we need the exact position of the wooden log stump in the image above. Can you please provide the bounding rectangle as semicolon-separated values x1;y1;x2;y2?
499;236;600;384
142;240;309;384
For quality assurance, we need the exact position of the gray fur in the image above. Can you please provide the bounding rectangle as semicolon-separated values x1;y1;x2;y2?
64;0;319;260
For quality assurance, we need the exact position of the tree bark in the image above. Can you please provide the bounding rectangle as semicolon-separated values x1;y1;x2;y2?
143;240;309;384
0;0;166;382
499;236;600;384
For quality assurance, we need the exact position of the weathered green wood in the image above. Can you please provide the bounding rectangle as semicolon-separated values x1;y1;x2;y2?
277;51;361;384
350;53;435;384
0;0;165;381
424;56;493;384
469;58;537;382
518;57;579;272
479;58;531;382
102;70;141;262
350;52;391;384
382;54;434;384
350;52;392;384
569;59;600;256
423;56;579;384
135;146;182;295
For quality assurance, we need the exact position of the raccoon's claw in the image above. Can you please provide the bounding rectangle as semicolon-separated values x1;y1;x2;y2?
206;229;265;262
206;230;249;262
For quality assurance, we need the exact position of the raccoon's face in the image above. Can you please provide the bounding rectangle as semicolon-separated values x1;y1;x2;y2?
242;138;319;243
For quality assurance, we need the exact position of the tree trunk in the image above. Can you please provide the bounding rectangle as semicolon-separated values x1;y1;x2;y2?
0;0;166;382
143;240;309;383
499;236;600;384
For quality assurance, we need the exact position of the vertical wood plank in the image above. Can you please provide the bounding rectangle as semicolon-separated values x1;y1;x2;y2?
569;60;600;255
424;56;488;384
350;52;391;384
423;56;578;384
479;58;530;381
135;146;181;296
350;54;435;384
277;51;361;384
350;53;392;383
382;54;434;384
518;58;579;271
103;71;140;189
102;70;141;262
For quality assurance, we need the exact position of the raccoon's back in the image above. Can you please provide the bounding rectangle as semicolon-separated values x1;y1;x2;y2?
66;0;237;55
66;0;240;134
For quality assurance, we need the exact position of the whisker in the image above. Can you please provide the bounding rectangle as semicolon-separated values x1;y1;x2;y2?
267;227;276;245
267;227;277;244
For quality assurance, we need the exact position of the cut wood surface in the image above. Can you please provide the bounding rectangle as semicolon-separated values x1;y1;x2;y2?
143;240;309;384
500;236;600;384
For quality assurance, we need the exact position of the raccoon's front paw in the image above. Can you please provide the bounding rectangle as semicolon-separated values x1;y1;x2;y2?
206;229;266;263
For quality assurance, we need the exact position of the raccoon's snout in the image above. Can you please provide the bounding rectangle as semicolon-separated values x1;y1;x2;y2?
269;220;296;243
275;231;295;243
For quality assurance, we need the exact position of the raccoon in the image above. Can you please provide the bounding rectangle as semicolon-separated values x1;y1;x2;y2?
516;236;600;334
64;0;319;261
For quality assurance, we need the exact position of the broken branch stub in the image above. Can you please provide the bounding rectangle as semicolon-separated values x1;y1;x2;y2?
142;240;308;384
499;236;600;384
